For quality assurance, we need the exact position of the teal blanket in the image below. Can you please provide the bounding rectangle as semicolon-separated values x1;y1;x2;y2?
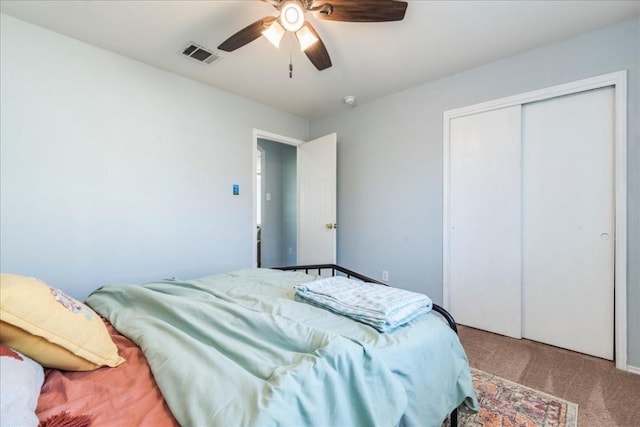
86;269;477;427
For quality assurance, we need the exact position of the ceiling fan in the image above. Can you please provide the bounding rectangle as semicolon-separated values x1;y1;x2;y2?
217;0;408;71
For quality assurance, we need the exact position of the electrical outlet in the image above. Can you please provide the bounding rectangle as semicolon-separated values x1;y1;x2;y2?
382;270;389;282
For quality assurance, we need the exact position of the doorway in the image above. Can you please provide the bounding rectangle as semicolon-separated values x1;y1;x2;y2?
252;129;338;269
256;138;297;268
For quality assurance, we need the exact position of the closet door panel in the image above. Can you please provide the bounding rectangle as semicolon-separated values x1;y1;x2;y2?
522;87;615;360
448;106;522;338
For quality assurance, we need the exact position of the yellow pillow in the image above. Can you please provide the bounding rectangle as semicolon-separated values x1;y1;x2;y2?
0;274;125;371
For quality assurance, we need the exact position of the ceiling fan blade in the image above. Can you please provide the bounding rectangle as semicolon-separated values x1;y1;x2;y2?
218;16;277;52
260;0;283;6
312;0;407;22
302;22;332;71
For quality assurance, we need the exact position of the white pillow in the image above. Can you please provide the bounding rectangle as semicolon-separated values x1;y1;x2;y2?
0;344;45;427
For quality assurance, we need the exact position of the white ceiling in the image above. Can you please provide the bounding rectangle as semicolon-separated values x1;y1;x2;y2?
1;0;638;118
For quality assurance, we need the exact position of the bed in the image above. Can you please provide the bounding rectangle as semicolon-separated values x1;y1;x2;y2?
0;264;478;427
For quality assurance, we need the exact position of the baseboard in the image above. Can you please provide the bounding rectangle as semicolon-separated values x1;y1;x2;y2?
626;365;640;376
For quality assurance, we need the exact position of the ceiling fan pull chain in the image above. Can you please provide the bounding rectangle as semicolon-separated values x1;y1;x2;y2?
289;49;293;78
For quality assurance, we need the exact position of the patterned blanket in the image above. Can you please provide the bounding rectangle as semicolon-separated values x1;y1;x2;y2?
294;276;432;332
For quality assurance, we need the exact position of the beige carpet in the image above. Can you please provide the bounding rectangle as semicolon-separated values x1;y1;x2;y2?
457;325;640;427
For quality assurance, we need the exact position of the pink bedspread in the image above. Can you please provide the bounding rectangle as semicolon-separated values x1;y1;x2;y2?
36;320;178;427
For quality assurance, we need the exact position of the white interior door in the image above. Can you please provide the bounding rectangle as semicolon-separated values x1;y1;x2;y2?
297;133;337;265
522;87;615;360
447;106;522;338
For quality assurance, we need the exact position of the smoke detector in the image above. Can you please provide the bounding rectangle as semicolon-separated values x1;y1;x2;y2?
180;42;222;65
343;95;357;106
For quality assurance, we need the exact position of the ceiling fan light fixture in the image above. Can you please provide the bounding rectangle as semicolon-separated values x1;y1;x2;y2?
280;1;305;32
296;26;318;51
262;20;285;48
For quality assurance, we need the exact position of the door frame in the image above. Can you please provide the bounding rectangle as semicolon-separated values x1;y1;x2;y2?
252;129;304;268
442;70;628;370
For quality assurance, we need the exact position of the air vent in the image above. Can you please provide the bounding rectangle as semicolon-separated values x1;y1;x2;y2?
180;42;221;65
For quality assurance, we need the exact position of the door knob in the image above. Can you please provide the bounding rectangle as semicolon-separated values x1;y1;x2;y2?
325;223;337;229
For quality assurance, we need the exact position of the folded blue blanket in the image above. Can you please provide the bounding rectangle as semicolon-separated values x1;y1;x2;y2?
294;276;432;332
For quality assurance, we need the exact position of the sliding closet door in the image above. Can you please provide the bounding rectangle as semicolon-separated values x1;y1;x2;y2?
522;87;615;360
448;106;522;338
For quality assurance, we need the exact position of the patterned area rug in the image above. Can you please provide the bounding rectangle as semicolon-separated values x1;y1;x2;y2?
445;368;578;427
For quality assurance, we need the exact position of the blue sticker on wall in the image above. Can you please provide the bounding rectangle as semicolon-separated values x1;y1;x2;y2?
233;184;239;195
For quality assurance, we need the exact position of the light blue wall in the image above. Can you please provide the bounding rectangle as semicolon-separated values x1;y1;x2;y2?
257;138;297;267
310;17;640;367
0;14;309;299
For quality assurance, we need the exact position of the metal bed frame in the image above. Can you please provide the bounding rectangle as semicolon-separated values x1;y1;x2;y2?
275;263;459;427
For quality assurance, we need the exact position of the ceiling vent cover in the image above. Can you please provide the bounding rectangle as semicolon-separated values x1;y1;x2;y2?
181;42;221;65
